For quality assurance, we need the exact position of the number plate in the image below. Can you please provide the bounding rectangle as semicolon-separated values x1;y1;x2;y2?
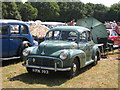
32;68;49;74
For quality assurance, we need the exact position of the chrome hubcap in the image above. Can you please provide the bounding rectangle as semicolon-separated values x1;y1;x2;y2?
73;63;77;72
95;56;97;61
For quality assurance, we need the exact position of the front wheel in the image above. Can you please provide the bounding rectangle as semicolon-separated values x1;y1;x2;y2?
67;58;79;78
26;67;33;74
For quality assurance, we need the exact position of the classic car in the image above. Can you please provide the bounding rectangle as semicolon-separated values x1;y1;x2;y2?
107;29;120;47
0;19;34;58
22;26;100;78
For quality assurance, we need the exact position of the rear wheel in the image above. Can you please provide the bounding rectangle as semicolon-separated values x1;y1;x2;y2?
67;58;79;78
93;55;98;66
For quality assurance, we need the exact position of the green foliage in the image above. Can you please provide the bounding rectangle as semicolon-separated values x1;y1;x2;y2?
2;2;21;20
93;4;108;22
85;3;94;17
57;2;86;22
17;3;38;21
31;2;60;21
1;2;120;22
106;4;120;22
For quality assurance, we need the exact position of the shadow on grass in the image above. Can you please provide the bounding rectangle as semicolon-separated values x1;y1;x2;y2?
1;58;22;67
9;63;94;87
9;72;68;87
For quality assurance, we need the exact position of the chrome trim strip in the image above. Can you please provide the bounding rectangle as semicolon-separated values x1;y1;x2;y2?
28;55;60;60
26;59;29;66
22;63;71;71
55;62;57;72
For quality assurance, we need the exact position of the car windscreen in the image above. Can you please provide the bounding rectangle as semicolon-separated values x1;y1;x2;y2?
45;30;77;42
112;30;118;36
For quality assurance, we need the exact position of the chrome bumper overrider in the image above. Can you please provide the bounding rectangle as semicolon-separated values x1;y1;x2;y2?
22;63;71;71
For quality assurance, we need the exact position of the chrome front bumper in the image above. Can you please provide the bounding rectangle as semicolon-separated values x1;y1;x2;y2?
22;63;71;72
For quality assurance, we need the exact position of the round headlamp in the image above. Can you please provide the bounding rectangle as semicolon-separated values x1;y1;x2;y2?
23;49;29;56
59;51;68;60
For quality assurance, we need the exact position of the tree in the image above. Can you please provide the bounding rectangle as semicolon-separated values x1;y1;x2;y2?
57;2;86;22
57;2;69;22
106;4;120;22
92;4;108;22
17;3;38;21
31;2;60;21
85;3;94;17
2;2;21;20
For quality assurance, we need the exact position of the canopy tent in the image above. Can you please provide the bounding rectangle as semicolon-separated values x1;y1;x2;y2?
76;17;109;44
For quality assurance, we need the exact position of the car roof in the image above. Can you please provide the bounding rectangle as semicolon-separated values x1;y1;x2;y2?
50;26;90;32
0;19;27;25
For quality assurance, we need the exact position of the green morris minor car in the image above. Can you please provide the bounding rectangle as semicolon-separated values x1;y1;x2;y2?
22;26;100;78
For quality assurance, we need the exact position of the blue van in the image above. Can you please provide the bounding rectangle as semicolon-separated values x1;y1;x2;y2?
0;19;34;58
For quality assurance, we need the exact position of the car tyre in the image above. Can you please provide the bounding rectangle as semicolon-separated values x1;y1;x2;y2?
110;45;113;51
93;55;98;66
26;67;33;74
67;58;79;79
19;41;31;60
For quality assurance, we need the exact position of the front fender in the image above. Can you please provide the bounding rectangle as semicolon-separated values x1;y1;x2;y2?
68;49;86;68
50;49;86;68
23;46;37;60
18;41;33;56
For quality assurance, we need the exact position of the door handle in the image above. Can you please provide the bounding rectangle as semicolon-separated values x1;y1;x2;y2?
89;44;93;46
10;39;13;40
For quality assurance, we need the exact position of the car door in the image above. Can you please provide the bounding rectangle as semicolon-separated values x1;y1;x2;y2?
0;24;10;58
78;31;90;61
9;24;22;57
21;24;34;45
86;31;94;60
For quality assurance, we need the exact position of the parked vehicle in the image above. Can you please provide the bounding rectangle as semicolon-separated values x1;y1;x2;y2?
0;19;34;58
22;26;100;78
107;29;120;47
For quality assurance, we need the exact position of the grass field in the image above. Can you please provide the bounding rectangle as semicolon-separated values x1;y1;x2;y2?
0;49;119;88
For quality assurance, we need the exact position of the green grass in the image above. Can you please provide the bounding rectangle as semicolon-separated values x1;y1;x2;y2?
1;50;119;88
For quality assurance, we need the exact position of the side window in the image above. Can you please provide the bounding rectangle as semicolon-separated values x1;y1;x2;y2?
80;31;87;42
10;25;20;34
53;31;60;40
67;31;77;41
45;31;53;40
21;25;28;34
0;25;8;35
87;31;92;41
